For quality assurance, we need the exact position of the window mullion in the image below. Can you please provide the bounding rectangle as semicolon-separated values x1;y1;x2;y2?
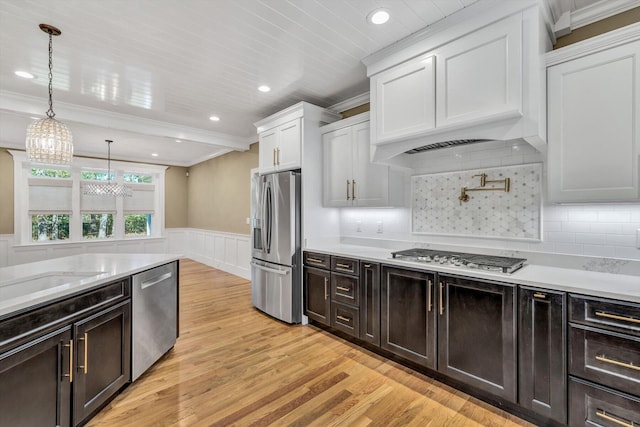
70;166;82;241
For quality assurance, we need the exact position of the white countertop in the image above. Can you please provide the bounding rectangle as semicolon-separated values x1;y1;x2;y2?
306;244;640;304
0;253;181;319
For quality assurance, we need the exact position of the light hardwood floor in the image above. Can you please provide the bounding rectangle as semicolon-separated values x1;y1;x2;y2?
88;259;534;427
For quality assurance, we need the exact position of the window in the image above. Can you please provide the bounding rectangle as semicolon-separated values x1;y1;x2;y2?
10;151;166;245
82;213;114;239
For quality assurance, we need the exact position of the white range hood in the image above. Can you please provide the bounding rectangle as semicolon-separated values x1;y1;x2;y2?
362;0;553;166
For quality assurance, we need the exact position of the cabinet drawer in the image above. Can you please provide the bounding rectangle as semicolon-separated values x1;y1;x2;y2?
331;273;359;306
304;252;330;269
570;325;640;397
330;302;359;339
331;257;359;275
570;295;640;337
569;378;640;426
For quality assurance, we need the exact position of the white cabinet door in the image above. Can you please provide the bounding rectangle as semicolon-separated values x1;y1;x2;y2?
547;40;640;202
323;127;353;207
259;128;278;174
436;14;522;127
258;118;302;174
352;122;390;207
276;119;302;171
372;54;436;143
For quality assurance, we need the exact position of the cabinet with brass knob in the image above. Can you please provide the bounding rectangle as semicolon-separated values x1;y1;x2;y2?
322;112;404;208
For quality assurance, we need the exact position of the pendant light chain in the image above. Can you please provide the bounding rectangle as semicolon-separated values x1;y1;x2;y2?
46;32;55;119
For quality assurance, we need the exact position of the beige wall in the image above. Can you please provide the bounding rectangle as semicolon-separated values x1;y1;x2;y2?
0;149;14;234
165;166;188;228
554;7;640;49
187;142;259;234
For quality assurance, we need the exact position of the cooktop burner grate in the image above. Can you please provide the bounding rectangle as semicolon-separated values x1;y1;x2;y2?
391;248;526;274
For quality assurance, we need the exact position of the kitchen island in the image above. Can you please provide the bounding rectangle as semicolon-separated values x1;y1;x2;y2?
0;253;180;427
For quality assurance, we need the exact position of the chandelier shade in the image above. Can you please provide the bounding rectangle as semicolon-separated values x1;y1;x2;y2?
26;23;74;165
26;117;74;164
82;140;132;197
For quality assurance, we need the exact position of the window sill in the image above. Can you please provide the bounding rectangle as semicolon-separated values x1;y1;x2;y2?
12;235;166;249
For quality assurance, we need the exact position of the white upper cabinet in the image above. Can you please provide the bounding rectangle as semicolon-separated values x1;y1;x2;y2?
363;2;550;163
255;102;340;175
373;54;436;143
258;119;301;174
547;34;640;203
435;14;521;127
322;113;404;208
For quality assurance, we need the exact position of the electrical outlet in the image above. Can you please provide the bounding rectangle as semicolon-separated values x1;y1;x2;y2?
356;220;362;232
377;221;383;233
246;217;251;225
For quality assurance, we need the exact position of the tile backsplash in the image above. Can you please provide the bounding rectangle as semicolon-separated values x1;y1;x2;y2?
338;141;640;261
412;164;541;240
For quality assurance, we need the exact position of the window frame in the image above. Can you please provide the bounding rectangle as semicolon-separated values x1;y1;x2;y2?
10;151;167;245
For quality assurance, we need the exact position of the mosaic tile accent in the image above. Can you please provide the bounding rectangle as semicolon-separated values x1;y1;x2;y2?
412;163;542;240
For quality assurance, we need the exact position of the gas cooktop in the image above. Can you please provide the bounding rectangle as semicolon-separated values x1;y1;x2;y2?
391;248;526;274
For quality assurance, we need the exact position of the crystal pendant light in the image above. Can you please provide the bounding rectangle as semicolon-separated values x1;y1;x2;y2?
25;24;74;165
82;140;132;197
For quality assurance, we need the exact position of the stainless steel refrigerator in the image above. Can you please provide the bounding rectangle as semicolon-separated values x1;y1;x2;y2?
250;170;301;323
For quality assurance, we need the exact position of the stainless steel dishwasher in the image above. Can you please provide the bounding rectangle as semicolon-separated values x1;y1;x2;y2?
132;261;177;381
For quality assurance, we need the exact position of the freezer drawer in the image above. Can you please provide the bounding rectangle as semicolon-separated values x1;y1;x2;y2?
251;260;300;324
132;262;177;381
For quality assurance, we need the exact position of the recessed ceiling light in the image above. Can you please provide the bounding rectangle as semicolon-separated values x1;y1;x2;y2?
368;8;390;25
151;153;159;157
15;70;35;79
175;139;182;143
258;85;271;93
209;115;220;121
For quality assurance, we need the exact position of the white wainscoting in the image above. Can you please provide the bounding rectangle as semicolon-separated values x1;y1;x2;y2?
0;229;251;279
166;228;251;280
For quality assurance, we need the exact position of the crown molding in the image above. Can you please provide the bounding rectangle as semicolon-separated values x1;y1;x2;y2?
572;0;639;30
328;92;370;113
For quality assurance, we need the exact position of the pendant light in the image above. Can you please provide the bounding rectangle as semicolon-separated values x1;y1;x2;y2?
82;140;132;197
25;24;74;165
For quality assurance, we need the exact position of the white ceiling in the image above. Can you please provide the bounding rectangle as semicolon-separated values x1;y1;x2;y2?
0;0;627;166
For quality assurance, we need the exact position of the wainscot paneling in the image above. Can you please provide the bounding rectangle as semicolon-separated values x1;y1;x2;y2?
166;228;250;280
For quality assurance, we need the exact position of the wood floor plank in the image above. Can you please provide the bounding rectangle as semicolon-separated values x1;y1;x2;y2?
87;259;535;427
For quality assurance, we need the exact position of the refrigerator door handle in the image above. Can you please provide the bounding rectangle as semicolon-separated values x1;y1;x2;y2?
260;180;269;254
265;181;273;253
251;261;290;276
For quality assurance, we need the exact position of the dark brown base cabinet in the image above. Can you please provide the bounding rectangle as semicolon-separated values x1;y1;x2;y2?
437;275;517;402
360;262;380;346
518;287;567;424
381;266;436;369
303;266;331;325
0;327;72;426
73;301;131;426
569;378;640;426
0;278;132;427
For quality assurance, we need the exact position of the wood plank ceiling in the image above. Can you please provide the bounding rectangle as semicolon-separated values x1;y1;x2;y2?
0;0;608;166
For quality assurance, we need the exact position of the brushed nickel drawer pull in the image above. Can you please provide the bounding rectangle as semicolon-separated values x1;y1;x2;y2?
596;410;635;427
427;279;432;312
352;180;356;200
533;293;546;299
337;315;351;323
273;148;276;166
346;180;350;200
276;148;280;166
307;257;324;264
596;355;640;372
336;263;351;269
596;311;640;324
439;282;444;316
324;277;328;300
336;286;351;292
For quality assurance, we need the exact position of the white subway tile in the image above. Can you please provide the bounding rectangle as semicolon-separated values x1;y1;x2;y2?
546;231;575;243
613;246;640;260
567;210;598;222
543;221;562;232
621;223;640;234
605;234;636;247
575;233;607;245
598;211;631;222
590;223;623;234
562;222;590;233
554;243;583;254
583;244;616;257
